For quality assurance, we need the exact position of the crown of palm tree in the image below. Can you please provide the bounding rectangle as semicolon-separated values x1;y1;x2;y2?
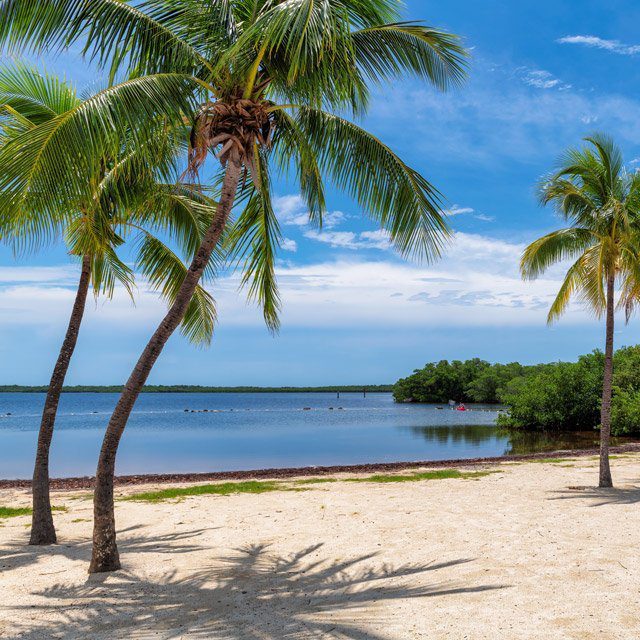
0;62;219;344
521;134;640;324
0;0;468;330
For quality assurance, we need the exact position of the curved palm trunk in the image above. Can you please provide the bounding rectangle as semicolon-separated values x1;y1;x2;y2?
599;274;615;488
30;255;92;545
89;159;242;573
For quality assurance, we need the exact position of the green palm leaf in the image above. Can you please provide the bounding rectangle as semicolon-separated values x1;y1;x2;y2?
352;22;467;90
227;148;282;332
136;234;216;345
291;105;450;260
521;227;595;280
0;72;198;231
0;0;210;74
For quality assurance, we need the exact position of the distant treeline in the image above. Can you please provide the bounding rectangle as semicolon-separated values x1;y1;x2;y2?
0;384;393;394
394;349;640;436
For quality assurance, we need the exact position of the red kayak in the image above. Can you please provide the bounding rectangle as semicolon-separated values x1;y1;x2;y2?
456;404;467;412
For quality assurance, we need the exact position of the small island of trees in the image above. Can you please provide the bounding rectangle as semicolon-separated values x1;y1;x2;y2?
393;347;640;437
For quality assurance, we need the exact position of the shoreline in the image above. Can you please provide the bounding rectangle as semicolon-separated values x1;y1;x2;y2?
2;442;639;490
0;387;394;394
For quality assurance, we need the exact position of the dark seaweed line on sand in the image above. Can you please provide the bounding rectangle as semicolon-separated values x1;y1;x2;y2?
2;443;640;490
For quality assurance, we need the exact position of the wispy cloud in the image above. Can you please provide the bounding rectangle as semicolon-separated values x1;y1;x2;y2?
446;205;475;216
0;265;80;285
281;238;298;252
519;68;571;91
273;194;345;229
444;205;494;223
303;228;391;251
369;60;640;165
273;193;399;249
558;35;640;56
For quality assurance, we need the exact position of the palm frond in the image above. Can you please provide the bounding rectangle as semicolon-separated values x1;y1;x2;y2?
0;60;79;124
351;22;467;90
270;108;325;226
129;183;221;282
584;133;623;192
90;245;135;300
520;227;595;280
0;0;212;75
136;233;216;345
226;148;281;332
219;0;367;113
0;72;198;241
547;254;587;324
291;105;450;260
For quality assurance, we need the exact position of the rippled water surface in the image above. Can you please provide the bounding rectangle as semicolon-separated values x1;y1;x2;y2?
0;392;632;478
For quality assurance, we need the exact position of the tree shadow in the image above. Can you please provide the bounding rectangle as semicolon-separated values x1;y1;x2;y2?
10;543;507;639
0;524;213;572
548;485;640;507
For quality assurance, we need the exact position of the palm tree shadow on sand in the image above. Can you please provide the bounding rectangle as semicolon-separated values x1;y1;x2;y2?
11;542;507;639
0;524;213;573
548;484;640;507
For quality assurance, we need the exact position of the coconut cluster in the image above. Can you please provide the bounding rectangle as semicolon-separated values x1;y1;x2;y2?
188;94;274;186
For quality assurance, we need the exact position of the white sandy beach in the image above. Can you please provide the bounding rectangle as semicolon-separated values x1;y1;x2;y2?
1;455;639;639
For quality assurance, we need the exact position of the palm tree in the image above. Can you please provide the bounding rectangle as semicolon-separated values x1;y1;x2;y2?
521;134;640;488
0;63;218;545
0;0;467;572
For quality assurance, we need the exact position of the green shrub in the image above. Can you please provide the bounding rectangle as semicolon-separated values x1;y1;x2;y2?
496;353;603;431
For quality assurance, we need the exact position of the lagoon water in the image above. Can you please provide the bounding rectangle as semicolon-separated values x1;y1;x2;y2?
0;392;625;479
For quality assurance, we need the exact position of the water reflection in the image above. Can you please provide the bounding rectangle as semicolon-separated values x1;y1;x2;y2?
404;424;638;456
404;424;500;448
500;429;637;456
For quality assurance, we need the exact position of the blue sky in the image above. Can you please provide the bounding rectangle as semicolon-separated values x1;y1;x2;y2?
2;0;640;385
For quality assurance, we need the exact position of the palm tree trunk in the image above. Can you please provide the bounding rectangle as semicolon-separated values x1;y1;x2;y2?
30;255;92;545
89;158;242;573
599;274;615;488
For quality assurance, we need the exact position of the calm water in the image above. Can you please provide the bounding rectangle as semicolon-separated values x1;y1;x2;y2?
0;392;631;479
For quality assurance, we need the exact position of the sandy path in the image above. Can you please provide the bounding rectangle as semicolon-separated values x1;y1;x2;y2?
1;456;639;639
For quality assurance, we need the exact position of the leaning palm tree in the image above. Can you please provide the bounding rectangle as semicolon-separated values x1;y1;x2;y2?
521;134;640;488
0;0;467;572
0;63;218;545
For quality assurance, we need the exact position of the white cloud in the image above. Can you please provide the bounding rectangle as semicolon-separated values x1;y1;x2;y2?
302;230;357;249
520;68;571;91
273;194;346;229
303;228;391;250
0;283;162;331
558;35;640;56
322;210;347;229
446;205;475;216
273;194;305;219
0;232;595;333
0;265;79;284
281;238;298;252
359;230;392;246
271;193;391;250
443;204;494;223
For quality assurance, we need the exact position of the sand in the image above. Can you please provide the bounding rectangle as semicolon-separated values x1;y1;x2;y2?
1;455;639;639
